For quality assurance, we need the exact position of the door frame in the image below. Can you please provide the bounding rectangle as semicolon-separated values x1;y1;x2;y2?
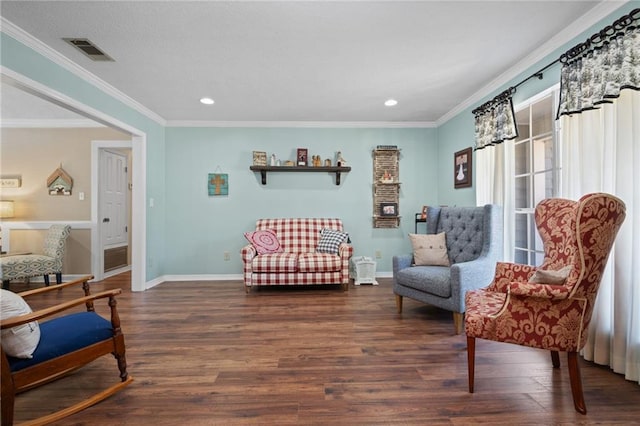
2;69;148;292
92;141;132;281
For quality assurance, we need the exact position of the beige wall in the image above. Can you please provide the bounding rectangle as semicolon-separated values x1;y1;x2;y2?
0;127;128;220
1;126;130;275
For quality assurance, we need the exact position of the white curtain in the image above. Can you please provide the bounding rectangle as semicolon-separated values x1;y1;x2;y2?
475;142;514;262
560;89;640;383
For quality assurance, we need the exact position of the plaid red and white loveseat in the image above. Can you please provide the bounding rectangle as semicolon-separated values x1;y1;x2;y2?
240;218;353;292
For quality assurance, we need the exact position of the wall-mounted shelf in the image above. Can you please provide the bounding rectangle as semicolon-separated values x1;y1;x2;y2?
372;148;401;228
250;166;351;185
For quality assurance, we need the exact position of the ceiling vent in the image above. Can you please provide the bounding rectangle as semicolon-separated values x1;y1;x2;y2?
63;38;114;62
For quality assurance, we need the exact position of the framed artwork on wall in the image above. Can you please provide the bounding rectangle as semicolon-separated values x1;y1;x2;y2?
380;202;398;217
297;148;308;166
454;147;472;189
208;173;228;196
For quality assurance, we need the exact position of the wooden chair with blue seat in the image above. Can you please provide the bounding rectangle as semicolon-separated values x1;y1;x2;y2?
1;224;71;290
0;274;133;425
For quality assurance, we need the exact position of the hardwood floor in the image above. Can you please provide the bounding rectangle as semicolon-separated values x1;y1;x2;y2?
10;273;640;425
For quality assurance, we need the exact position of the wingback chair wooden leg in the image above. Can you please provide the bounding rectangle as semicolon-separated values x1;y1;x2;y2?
43;274;50;286
551;350;560;368
467;336;475;393
567;351;587;414
55;272;63;284
395;295;403;313
453;312;464;335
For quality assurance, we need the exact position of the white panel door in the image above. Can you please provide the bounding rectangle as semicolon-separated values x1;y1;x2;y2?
100;149;128;248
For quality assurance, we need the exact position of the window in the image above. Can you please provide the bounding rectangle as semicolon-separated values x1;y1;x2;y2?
513;89;560;265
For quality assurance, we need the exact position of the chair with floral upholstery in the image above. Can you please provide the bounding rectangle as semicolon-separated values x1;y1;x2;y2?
464;193;626;414
0;224;71;290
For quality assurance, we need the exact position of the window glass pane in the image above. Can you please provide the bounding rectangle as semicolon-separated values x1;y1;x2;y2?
515;141;530;175
515;213;528;249
515;176;531;208
531;95;553;135
533;136;553;173
534;251;545;266
533;171;554;206
515;108;530;142
514;249;528;264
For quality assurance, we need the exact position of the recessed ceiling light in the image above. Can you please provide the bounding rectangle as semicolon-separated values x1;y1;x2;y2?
200;97;215;105
384;99;398;107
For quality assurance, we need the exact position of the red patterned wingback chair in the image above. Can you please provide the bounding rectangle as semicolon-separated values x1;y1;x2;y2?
464;193;626;415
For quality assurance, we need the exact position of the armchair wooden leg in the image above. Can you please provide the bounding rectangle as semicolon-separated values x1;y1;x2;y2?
453;312;464;335
551;350;560;368
55;272;63;284
567;351;587;414
395;295;403;313
467;336;475;393
44;274;50;286
2;280;9;290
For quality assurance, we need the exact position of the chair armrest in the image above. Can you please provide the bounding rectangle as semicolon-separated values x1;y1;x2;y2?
451;254;502;312
18;275;95;299
338;242;353;258
0;289;122;330
508;281;571;300
392;255;413;277
487;262;536;293
240;244;257;262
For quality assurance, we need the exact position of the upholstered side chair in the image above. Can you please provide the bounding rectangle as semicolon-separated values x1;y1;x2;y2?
0;224;71;289
393;204;503;333
465;193;626;414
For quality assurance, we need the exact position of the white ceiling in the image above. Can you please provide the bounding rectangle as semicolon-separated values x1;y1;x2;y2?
0;1;623;125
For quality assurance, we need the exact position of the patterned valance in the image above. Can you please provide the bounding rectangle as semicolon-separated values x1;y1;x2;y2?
558;8;640;117
472;87;518;150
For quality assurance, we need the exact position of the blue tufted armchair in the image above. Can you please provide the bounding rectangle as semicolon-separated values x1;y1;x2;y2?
393;205;503;334
0;224;71;290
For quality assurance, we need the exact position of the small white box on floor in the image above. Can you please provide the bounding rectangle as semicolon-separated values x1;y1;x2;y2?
352;256;378;286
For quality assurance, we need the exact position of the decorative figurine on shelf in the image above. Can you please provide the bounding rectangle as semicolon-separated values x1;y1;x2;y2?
380;170;394;183
324;158;332;167
336;151;347;167
312;155;322;167
270;153;277;166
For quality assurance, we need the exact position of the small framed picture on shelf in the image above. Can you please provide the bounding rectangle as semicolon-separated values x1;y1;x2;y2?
454;147;472;189
297;148;308;166
380;202;398;217
253;151;267;166
421;205;428;219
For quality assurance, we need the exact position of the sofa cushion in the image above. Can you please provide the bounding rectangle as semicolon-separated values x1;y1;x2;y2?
0;289;41;359
251;253;298;273
409;233;450;266
317;228;349;255
396;266;452;298
298;253;342;273
244;229;284;255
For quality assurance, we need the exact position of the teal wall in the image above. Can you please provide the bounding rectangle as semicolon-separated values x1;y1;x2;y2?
164;127;438;273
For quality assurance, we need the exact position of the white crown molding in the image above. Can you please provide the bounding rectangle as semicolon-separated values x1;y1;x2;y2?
167;120;436;128
1;118;105;128
436;0;631;126
1;17;167;126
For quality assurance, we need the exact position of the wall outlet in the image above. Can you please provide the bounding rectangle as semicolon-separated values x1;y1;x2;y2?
375;250;382;259
223;251;230;261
